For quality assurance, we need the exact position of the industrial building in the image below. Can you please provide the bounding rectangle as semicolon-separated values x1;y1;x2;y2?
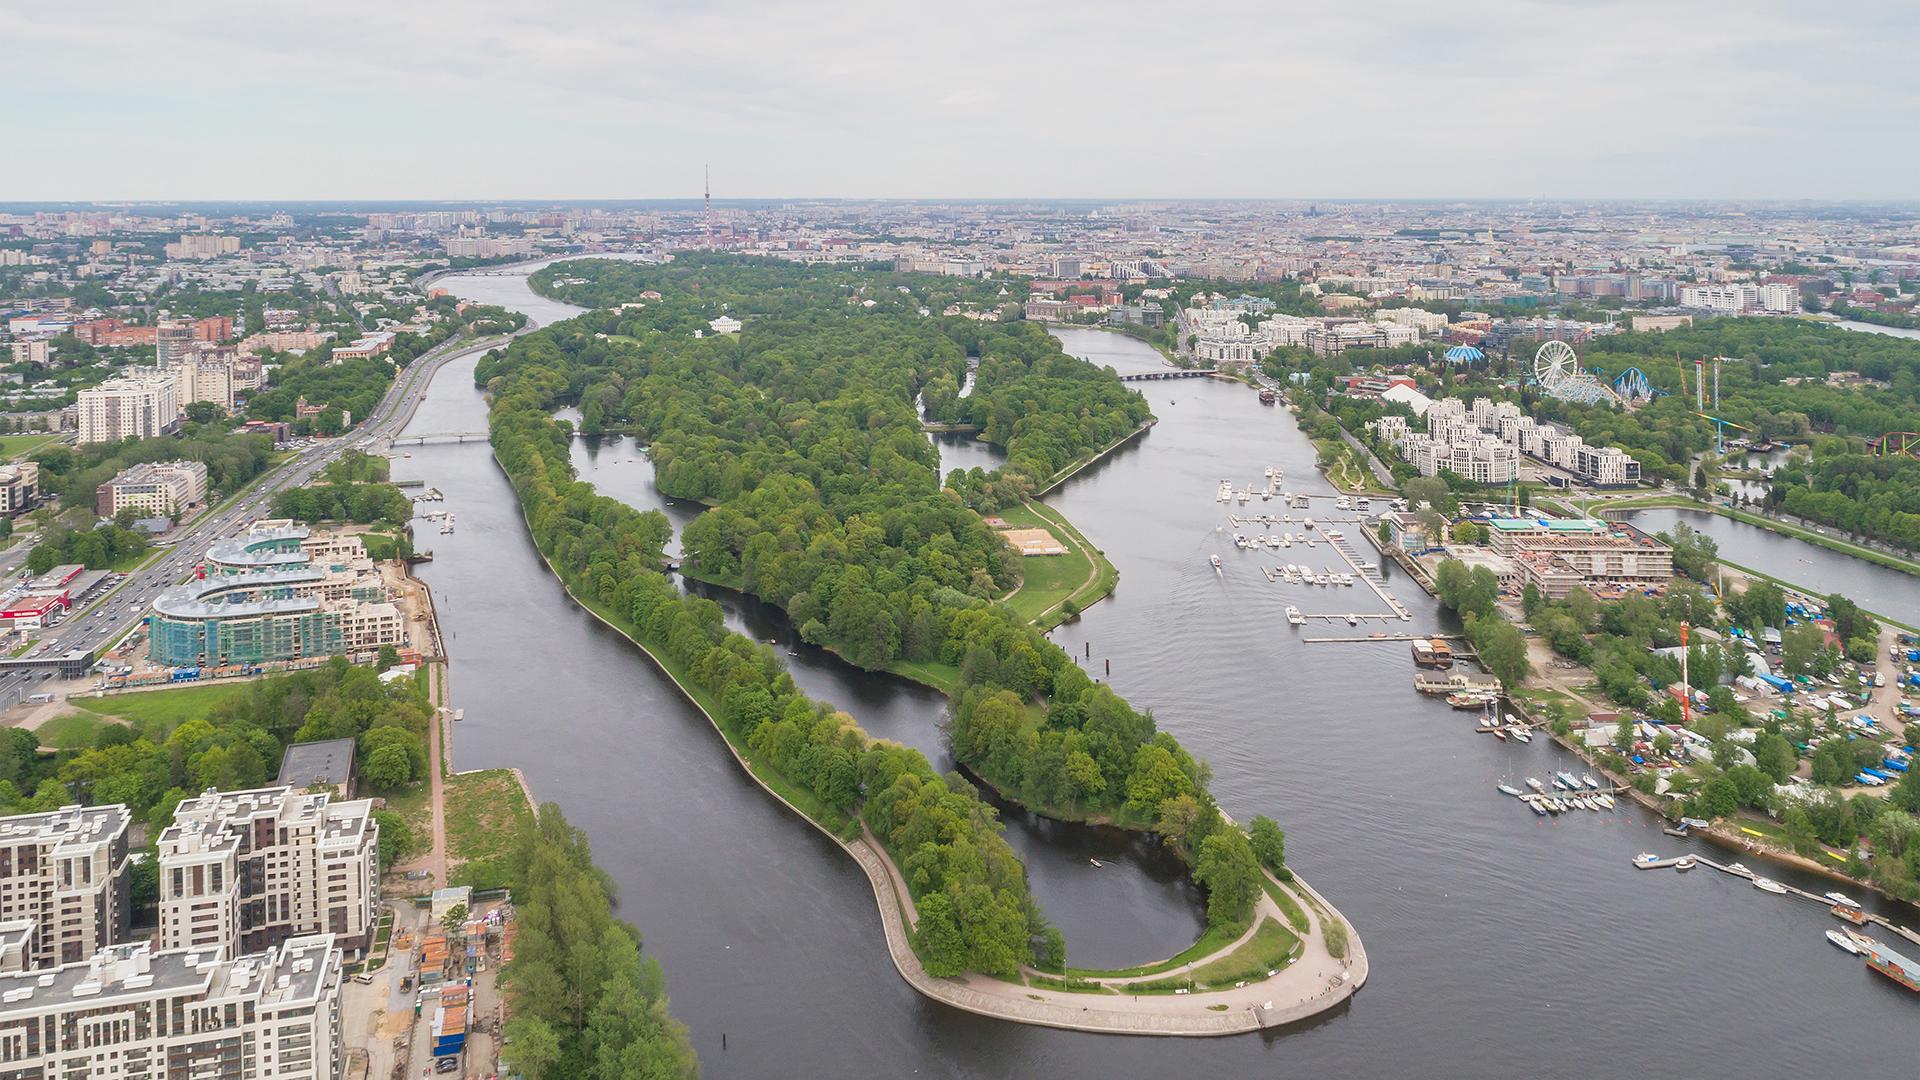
0;805;132;969
158;786;380;960
0;935;343;1079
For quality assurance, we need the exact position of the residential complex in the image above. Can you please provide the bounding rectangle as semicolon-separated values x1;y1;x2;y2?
0;464;37;517
75;373;179;444
1372;397;1641;489
148;523;400;669
0;805;132;970
157;786;380;960
95;460;209;519
0;934;342;1079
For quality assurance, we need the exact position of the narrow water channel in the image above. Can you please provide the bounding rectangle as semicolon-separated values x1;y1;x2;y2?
399;269;1919;1079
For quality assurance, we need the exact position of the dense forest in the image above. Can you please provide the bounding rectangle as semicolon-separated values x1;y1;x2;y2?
480;256;1286;970
269;481;411;525
498;806;698;1080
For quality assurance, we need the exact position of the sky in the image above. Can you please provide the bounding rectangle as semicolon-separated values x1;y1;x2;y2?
5;0;1918;202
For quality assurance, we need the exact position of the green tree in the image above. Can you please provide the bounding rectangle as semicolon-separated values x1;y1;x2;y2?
362;744;412;792
1247;815;1286;873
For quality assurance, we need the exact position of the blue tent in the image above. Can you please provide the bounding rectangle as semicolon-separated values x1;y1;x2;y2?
1444;345;1484;365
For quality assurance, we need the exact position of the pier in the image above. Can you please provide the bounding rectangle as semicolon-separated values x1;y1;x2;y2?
1652;854;1920;949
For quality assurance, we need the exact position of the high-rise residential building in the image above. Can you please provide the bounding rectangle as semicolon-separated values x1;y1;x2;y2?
162;234;241;260
154;318;196;367
95;460;209;519
0;935;343;1079
0;804;132;969
76;374;179;444
158;787;380;961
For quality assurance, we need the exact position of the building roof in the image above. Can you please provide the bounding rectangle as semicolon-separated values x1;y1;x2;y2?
151;566;325;620
0;934;337;1018
277;739;357;791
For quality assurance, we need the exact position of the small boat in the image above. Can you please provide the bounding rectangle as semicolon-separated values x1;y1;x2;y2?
1832;903;1871;925
1555;771;1580;789
1525;778;1545;792
1497;784;1523;797
1210;555;1223;572
1528;800;1548;816
1597;793;1615;810
1825;891;1862;909
1285;605;1305;625
1089;859;1103;868
1663;823;1691;838
1633;852;1664;868
1345;613;1358;626
1726;862;1753;878
1492;727;1507;741
1753;877;1788;894
1581;774;1600;790
1507;726;1532;743
1828;929;1865;955
1674;855;1696;872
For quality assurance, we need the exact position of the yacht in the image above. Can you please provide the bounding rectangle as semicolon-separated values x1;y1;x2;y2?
1825;891;1862;909
1506;726;1532;743
1525;778;1545;792
1753;877;1789;895
1827;929;1865;955
1285;606;1305;625
1496;783;1523;797
1209;555;1222;573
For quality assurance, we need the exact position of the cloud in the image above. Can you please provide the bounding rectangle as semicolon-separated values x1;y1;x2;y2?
2;0;1916;199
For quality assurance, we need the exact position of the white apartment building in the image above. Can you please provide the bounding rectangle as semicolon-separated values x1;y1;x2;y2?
95;460;210;519
158;788;379;962
76;374;179;444
0;805;131;969
1374;307;1449;336
163;234;241;260
7;340;48;366
0;935;342;1080
174;358;240;410
1678;283;1798;314
1374;396;1639;487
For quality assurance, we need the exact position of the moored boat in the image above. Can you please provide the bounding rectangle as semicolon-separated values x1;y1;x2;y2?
1525;777;1545;792
1753;877;1788;894
1825;891;1862;909
1828;929;1865;955
1285;605;1305;625
1497;783;1523;797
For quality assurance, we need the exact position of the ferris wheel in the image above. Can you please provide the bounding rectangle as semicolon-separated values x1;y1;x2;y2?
1534;340;1579;387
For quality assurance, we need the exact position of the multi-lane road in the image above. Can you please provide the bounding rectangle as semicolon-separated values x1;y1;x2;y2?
0;329;519;710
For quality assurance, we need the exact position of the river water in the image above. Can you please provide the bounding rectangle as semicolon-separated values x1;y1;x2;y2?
399;269;1920;1078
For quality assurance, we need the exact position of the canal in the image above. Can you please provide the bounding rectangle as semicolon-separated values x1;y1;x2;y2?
399;267;1918;1078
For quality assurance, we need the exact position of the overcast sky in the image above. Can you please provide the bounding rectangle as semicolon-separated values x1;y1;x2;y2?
6;0;1916;202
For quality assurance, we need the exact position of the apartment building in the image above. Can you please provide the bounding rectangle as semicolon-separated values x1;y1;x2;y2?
154;319;197;368
163;234;241;260
0;805;132;970
0;935;342;1080
158;788;379;962
76;374;179;444
95;460;210;519
0;463;37;517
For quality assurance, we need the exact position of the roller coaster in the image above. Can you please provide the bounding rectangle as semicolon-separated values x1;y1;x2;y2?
1870;432;1920;457
1612;366;1665;404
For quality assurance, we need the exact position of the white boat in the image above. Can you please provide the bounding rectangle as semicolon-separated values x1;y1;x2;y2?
1089;858;1103;868
1525;777;1545;792
1285;606;1305;626
1828;929;1865;955
1633;852;1663;868
1304;517;1316;529
1597;793;1614;809
1528;800;1549;816
1726;862;1753;878
1209;555;1222;572
1497;783;1523;797
1581;774;1600;790
1345;613;1358;626
1825;891;1862;909
1507;726;1531;743
1753;877;1789;894
1673;855;1696;871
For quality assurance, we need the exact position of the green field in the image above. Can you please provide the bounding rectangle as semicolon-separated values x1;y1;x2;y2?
68;682;250;740
445;769;535;869
995;501;1117;629
0;434;60;461
1188;918;1300;987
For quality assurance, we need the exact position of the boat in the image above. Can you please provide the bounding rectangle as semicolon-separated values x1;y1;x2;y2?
1089;858;1103;868
1865;941;1920;992
1597;793;1615;809
1633;852;1665;868
1210;555;1223;572
1832;903;1871;925
1447;691;1496;710
1825;891;1862;909
1555;771;1581;790
1258;388;1277;405
1753;877;1789;894
1304;517;1316;529
1663;823;1691;838
1345;613;1359;626
1674;855;1696;872
1497;783;1523;797
1492;727;1507;741
1507;726;1532;743
1581;774;1600;789
1828;929;1865;955
1525;777;1545;792
1528;800;1548;816
1285;606;1305;625
1726;862;1753;878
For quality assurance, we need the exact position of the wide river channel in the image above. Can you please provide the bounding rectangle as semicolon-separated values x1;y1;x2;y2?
396;264;1920;1078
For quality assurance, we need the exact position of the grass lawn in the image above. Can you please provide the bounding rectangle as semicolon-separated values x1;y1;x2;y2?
34;712;118;750
0;434;60;461
69;682;251;740
444;769;534;868
885;658;959;694
1262;876;1311;934
1066;916;1251;980
996;501;1094;624
382;782;434;860
1188;918;1300;988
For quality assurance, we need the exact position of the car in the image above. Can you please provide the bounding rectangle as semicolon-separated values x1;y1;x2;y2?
434;1058;460;1075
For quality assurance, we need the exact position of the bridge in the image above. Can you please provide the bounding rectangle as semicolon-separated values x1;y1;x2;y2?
1117;368;1219;382
391;431;489;446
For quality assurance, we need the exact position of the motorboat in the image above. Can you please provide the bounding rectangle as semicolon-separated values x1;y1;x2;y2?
1726;862;1753;878
1285;606;1305;625
1507;726;1532;743
1496;784;1523;797
1674;855;1696;872
1210;555;1222;572
1825;891;1862;909
1828;929;1865;955
1581;774;1600;789
1753;877;1789;894
1089;859;1103;868
1525;778;1545;792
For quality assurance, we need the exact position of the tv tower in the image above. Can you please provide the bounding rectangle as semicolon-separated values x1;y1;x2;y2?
704;164;713;249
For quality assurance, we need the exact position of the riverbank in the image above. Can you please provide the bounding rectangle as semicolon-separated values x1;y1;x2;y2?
1590;495;1920;579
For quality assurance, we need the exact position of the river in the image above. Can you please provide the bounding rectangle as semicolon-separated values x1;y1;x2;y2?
399;268;1920;1078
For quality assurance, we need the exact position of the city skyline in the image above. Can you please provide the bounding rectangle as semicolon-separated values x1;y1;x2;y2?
8;0;1917;202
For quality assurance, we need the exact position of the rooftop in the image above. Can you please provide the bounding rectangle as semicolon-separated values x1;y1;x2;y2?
0;804;129;853
0;934;336;1017
276;738;356;790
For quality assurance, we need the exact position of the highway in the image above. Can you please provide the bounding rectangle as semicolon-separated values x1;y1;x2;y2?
0;328;520;711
